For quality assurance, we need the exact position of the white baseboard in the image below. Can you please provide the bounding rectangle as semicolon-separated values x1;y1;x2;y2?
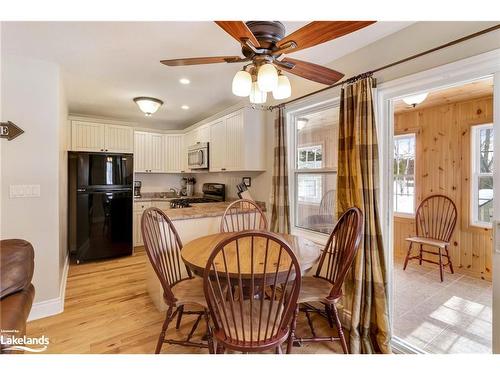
28;254;69;321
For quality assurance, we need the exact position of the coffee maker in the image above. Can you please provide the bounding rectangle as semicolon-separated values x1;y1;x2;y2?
134;181;142;198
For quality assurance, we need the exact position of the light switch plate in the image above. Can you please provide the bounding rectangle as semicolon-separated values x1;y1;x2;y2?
9;184;41;198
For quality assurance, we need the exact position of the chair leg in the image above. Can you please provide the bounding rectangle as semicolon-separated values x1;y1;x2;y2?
155;306;174;354
445;245;454;274
176;305;184;329
286;306;299;354
331;303;348;354
325;304;334;328
216;342;225;354
403;242;413;270
275;345;283;354
419;244;423;265
438;248;444;282
203;310;214;354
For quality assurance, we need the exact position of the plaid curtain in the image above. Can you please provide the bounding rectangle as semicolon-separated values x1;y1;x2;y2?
337;77;392;354
270;106;291;233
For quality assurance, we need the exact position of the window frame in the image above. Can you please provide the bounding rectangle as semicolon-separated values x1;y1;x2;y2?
470;123;494;228
393;133;417;218
286;98;339;243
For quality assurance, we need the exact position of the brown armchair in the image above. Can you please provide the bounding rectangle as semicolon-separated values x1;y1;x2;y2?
0;239;36;354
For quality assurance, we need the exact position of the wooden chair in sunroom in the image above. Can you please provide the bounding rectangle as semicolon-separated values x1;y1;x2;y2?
403;194;457;282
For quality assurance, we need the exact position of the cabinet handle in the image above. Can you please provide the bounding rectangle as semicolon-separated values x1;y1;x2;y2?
105;149;108;151
221;168;226;171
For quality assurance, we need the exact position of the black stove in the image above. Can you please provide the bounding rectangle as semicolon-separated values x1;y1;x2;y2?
169;199;192;209
169;183;225;209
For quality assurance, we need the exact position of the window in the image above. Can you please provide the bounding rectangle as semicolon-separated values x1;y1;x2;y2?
471;124;494;226
291;106;339;235
393;134;416;215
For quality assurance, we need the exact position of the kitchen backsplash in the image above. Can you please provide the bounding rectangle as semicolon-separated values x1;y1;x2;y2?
135;171;268;201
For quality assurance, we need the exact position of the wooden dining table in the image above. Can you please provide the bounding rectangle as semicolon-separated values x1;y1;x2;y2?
181;232;322;278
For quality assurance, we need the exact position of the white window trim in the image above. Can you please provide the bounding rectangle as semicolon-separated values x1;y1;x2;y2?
286;97;340;242
393;133;416;218
471;123;494;228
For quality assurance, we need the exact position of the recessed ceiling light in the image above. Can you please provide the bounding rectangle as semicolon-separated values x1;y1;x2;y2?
181;105;190;110
179;78;190;85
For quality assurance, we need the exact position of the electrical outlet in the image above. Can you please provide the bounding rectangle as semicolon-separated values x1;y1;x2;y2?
9;184;41;198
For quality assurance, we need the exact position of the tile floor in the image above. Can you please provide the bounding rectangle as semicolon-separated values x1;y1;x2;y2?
393;257;492;353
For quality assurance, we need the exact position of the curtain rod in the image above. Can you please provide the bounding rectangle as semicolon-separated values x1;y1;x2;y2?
269;23;500;110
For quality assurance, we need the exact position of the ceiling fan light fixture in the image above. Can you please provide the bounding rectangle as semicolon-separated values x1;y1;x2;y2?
257;63;278;92
249;81;267;104
133;97;164;116
402;93;428;107
272;74;291;100
232;69;252;97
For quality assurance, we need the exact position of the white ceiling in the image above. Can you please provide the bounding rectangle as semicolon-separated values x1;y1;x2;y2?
2;21;414;129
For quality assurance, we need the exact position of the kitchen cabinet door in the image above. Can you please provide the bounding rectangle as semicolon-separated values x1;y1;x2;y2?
133;211;144;247
165;134;184;172
134;132;149;172
104;124;134;153
224;111;244;171
149;133;165;173
197;125;210;143
149;133;165;172
71;121;105;152
209;119;226;171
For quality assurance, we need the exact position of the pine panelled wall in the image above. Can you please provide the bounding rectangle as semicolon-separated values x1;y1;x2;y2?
393;95;493;281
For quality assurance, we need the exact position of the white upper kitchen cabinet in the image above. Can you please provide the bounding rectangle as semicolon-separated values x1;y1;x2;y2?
104;124;134;153
209;108;266;172
71;121;105;152
164;134;185;173
70;121;133;153
134;131;165;173
209;119;226;171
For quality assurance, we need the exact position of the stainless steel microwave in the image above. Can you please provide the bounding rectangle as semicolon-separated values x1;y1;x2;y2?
187;142;209;169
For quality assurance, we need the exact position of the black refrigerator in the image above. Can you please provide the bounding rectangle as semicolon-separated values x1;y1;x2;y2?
68;152;133;263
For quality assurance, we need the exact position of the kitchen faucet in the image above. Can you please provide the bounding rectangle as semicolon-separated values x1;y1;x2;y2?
170;188;180;197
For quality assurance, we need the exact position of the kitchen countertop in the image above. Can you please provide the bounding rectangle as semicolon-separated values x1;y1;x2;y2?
135;196;266;221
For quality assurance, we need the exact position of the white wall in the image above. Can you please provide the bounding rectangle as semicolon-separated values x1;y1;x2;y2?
1;54;67;304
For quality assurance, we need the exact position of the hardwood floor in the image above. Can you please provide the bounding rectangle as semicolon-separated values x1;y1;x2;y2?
27;249;344;354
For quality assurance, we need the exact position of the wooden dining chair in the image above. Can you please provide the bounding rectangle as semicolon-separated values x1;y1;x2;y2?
220;199;268;232
291;207;363;354
403;194;457;282
203;230;302;354
141;207;213;353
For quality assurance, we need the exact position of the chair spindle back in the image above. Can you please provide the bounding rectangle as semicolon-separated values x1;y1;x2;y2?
415;195;457;242
220;199;268;232
141;207;191;305
203;231;301;352
315;207;363;300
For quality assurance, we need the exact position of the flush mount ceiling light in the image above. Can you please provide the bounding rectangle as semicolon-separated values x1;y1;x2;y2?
133;97;163;117
403;93;428;107
179;78;190;85
181;105;190;110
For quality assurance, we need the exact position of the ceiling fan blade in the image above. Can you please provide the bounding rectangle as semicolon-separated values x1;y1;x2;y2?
214;21;260;47
160;56;244;66
277;58;345;85
276;21;376;53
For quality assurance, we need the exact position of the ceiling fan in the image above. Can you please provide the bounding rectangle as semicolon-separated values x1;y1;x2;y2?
160;21;376;104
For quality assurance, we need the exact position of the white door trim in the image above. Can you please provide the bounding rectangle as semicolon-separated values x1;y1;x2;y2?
376;48;500;354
